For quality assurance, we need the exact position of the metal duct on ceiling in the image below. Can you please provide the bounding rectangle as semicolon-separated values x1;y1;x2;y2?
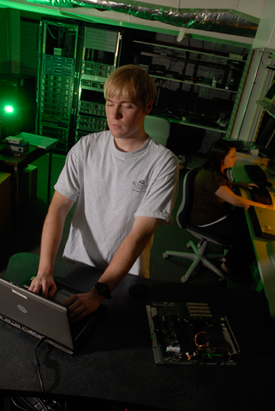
26;0;258;38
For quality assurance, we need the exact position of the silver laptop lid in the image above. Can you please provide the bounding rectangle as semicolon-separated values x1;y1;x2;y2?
0;278;74;350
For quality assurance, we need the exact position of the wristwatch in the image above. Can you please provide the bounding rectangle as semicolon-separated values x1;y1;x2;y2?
94;282;112;300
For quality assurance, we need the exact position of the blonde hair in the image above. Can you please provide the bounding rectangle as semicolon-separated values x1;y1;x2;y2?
104;64;157;111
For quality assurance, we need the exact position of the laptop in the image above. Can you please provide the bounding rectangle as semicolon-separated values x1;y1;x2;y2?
0;277;106;354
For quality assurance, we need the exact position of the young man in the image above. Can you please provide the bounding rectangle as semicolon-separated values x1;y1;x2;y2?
29;65;179;320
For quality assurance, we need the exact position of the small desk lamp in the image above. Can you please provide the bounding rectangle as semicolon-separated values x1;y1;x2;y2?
0;103;16;142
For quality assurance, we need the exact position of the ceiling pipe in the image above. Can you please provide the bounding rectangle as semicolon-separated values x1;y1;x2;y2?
26;0;258;38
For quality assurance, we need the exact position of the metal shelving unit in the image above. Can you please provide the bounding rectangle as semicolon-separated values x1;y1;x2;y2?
36;21;121;153
75;27;121;142
36;20;80;153
132;38;252;146
257;100;275;119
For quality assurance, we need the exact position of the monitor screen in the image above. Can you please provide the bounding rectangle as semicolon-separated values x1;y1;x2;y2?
267;134;275;170
256;115;275;153
263;81;275;105
262;118;275;173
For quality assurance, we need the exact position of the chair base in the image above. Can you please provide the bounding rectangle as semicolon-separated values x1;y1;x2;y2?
163;239;225;283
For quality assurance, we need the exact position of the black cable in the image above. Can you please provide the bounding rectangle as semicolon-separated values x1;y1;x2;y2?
34;337;48;397
11;396;59;411
10;397;31;411
33;338;64;411
37;397;49;411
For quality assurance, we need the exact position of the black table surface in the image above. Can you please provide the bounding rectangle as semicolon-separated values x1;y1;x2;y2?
1;252;275;411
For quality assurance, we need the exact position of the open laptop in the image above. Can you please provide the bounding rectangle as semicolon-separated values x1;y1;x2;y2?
0;277;106;354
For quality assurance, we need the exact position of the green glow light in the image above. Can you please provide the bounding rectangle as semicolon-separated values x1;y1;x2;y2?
4;106;14;114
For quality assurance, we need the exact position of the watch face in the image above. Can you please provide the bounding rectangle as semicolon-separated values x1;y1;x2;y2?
98;283;107;294
95;282;111;299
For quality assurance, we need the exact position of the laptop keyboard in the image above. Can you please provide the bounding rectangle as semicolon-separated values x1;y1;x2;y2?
53;289;74;304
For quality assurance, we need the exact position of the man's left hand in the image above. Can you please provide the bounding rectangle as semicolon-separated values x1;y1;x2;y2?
62;289;103;321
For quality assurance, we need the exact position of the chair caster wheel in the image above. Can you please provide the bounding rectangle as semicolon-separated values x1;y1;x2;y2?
181;275;189;283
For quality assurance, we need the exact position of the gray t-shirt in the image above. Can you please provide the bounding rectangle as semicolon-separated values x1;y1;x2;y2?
54;131;178;277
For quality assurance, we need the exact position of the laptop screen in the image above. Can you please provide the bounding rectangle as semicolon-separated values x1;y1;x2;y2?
0;278;74;350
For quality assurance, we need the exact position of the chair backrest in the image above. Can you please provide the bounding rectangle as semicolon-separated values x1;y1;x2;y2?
144;115;170;146
176;167;199;229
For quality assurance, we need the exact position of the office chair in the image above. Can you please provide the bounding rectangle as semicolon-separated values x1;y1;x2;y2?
144;115;170;146
163;167;226;283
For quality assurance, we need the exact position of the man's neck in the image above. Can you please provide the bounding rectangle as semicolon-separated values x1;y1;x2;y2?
114;133;148;153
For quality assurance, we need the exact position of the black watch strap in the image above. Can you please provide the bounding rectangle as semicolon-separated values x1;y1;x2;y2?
94;282;112;300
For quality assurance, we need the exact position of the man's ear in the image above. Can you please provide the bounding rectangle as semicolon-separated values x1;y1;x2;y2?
145;99;154;115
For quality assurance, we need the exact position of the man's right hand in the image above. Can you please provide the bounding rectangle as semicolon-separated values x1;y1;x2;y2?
28;274;57;298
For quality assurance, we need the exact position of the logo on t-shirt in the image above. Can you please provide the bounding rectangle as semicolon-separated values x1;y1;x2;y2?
132;180;147;192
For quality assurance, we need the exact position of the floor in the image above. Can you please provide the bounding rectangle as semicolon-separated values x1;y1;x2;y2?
2;395;151;410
